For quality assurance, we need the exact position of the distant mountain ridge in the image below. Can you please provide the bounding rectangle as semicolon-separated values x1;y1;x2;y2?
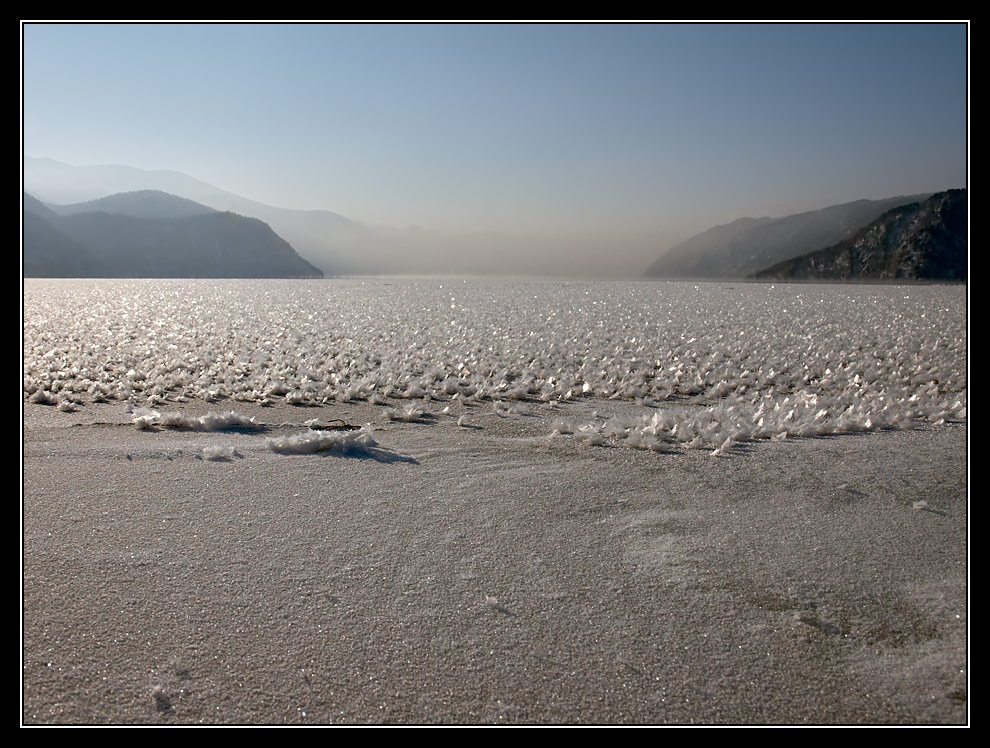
25;157;371;274
645;194;932;279
49;190;217;219
23;194;108;277
751;190;966;281
23;190;323;278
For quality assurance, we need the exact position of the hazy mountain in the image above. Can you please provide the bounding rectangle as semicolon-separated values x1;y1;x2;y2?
645;194;932;279
24;190;323;278
752;190;966;282
24;192;63;222
49;190;216;219
24;196;108;277
25;157;370;273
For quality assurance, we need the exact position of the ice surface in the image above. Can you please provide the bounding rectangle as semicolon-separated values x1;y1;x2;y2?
24;279;966;452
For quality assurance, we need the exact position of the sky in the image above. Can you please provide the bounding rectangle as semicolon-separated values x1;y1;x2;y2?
22;22;967;257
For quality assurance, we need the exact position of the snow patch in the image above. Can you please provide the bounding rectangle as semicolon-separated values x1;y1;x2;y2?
24;281;965;455
131;409;260;431
266;427;378;456
28;390;58;405
202;446;239;461
383;404;429;422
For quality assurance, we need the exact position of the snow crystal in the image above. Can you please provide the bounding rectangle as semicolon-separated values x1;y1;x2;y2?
131;409;260;431
132;407;161;430
202;446;238;461
24;280;965;455
28;390;58;405
266;427;378;456
710;437;734;457
383;404;429;422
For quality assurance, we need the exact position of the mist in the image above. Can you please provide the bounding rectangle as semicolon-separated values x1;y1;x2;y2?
25;156;684;277
348;227;682;278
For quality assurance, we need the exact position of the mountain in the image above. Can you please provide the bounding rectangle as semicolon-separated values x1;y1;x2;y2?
25;157;371;274
23;195;108;277
49;190;216;219
751;190;966;282
645;194;932;279
23;190;323;278
24;192;63;222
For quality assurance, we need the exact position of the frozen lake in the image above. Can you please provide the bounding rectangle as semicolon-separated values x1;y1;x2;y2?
22;278;969;724
24;278;966;453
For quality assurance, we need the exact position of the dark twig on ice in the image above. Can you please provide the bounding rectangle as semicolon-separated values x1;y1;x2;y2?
307;418;361;431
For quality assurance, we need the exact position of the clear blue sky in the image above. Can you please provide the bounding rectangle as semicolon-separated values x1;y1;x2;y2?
23;22;967;242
